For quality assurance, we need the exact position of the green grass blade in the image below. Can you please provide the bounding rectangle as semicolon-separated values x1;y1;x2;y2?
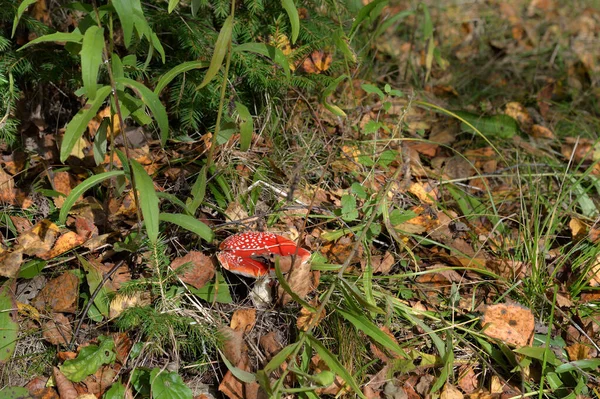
60;85;112;162
59;170;124;225
305;334;366;399
12;0;38;38
349;0;388;37
154;61;209;95
200;15;233;88
131;160;159;244
280;0;299;43
80;25;104;100
235;101;253;151
116;78;169;145
18;31;83;50
159;213;213;242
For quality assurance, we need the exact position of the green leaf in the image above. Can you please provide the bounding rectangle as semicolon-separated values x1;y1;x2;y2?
191;0;201;16
61;337;116;382
159;213;213;242
78;255;112;318
555;358;600;374
186;166;207;215
93;118;109;166
339;278;384;314
80;26;105;100
350;0;388;37
18;259;46;279
219;349;256;383
200;15;233;88
188;272;232;303
361;84;384;100
131;160;159;244
103;381;126;399
340;194;358;221
281;0;300;43
150;368;193;399
235;102;253;151
0;282;18;363
0;387;30;398
388;209;417;226
154;61;209;95
421;3;433;39
18;31;84;51
322;74;348;117
59;170;124;225
305;334;366;399
12;0;38;38
116;77;169;144
168;0;179;13
453;111;518;139
233;43;291;79
157;192;190;213
111;0;135;47
60;85;112;162
263;343;298;373
336;307;407;357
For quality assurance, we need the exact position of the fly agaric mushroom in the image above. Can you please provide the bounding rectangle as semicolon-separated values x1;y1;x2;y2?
217;232;311;278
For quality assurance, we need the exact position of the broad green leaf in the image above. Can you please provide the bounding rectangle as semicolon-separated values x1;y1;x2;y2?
0;282;18;363
361;84;384;100
281;0;299;43
80;25;105;100
154;61;209;95
18;31;84;51
186;166;207;215
219;349;256;383
150;368;193;399
235;102;253;151
159;213;213;242
336;307;407;357
12;0;38;38
388;209;417;226
111;53;124;82
188;272;232;303
305;334;367;399
421;3;433;39
111;0;135;47
263;343;298;373
60;85;112;162
78;254;112;318
514;346;561;367
200;15;233;88
93;118;109;165
59;170;124;225
131;160;159;244
103;381;126;399
453;111;518;139
233;43;290;79
131;368;152;396
61;337;116;382
18;259;46;279
555;358;600;373
150;32;166;63
116;78;169;144
350;0;388;37
168;0;179;13
0;387;30;398
340;194;358;221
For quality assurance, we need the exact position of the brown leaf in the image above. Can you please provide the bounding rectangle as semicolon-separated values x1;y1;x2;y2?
18;220;60;257
52;171;77;208
230;308;256;333
0;248;23;278
277;255;313;306
320;234;363;265
296;303;324;331
361;251;395;274
504;102;533;133
170;251;215;290
259;332;282;360
42;313;72;345
565;343;591;361
441;383;464;399
408;181;439;204
39;231;87;260
369;326;400;363
301;50;332;74
32;272;79;313
10;216;33;234
218;354;260;399
569;218;587;240
530;125;555;140
109;292;151;318
220;326;245;367
481;303;534;347
457;365;479;394
53;367;78;399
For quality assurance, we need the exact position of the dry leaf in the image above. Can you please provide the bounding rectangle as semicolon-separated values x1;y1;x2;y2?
53;367;78;399
441;383;464;399
565;343;591;361
42;313;72;345
170;251;215;290
259;332;282;360
408;181;439;204
218;354;260;399
569;218;587;240
0;249;23;278
530;125;555;139
32;272;79;313
457;365;479;394
301;50;332;74
18;220;60;257
109;292;151;318
230;308;256;333
39;231;87;259
220;326;245;366
277;255;313;306
504;102;533;133
481;302;534;347
296;303;324;331
52;171;76;208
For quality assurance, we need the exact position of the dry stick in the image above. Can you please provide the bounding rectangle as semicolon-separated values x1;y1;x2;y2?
91;0;143;234
69;259;125;349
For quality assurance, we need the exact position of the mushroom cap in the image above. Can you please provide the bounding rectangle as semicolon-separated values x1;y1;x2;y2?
217;232;311;278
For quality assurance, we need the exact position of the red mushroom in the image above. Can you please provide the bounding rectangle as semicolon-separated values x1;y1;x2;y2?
217;232;311;278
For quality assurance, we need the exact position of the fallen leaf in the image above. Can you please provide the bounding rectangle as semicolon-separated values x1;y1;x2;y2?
109;292;151;318
259;332;282;360
565;343;591;361
218;352;260;399
481;302;534;347
53;367;78;399
277;254;314;306
569;217;587;240
32;272;79;313
530;125;555;139
18;220;60;257
301;50;332;74
0;249;23;278
42;313;73;345
457;365;479;394
441;383;464;399
296;302;324;331
9;216;32;234
52;171;77;208
361;251;395;274
39;231;87;259
408;181;439;204
504;102;533;133
320;234;363;265
230;308;256;333
170;251;215;290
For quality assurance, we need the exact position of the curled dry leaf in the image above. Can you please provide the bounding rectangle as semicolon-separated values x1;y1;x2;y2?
32;272;79;313
170;251;215;290
220;326;246;367
53;367;78;399
481;302;534;347
109;292;151;318
218;352;260;399
43;313;73;345
39;231;87;260
259;332;282;360
565;343;592;361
